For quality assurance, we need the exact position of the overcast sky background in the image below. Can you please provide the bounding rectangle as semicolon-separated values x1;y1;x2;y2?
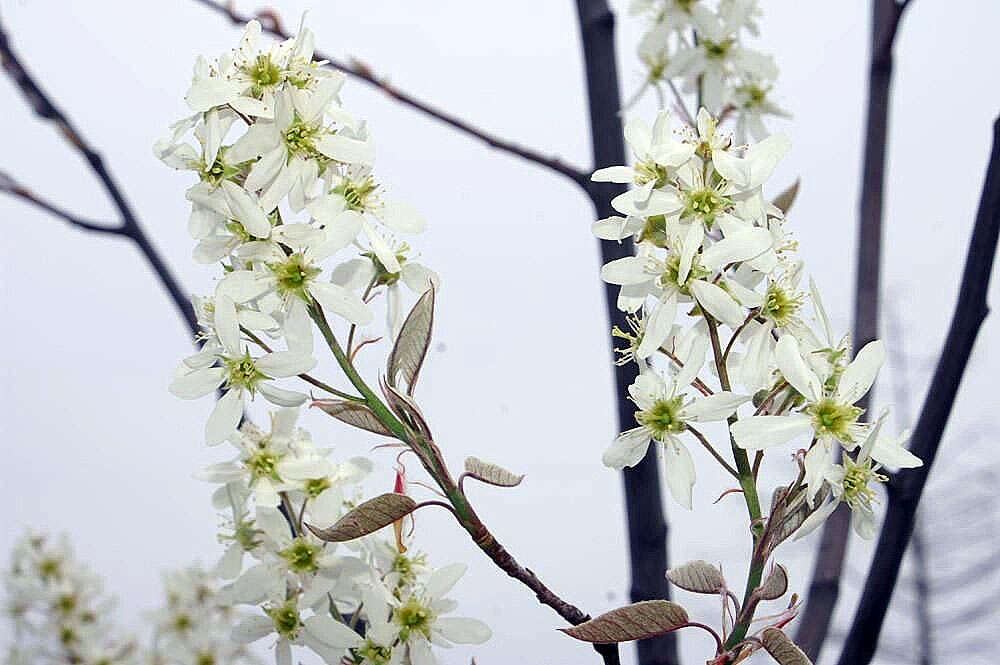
2;1;999;663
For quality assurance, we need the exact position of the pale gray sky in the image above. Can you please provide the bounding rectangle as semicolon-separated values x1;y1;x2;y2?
2;1;999;663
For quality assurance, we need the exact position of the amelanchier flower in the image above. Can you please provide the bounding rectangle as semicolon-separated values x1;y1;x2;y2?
604;373;748;507
169;296;316;445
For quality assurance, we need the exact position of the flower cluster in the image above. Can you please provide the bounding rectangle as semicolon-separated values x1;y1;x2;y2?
596;104;922;538
158;18;438;446
145;566;251;665
4;532;139;665
628;0;788;142
156;19;487;665
200;408;489;665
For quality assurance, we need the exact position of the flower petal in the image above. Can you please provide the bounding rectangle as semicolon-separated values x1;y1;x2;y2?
730;414;813;450
206;388;243;446
603;427;652;470
775;335;822;403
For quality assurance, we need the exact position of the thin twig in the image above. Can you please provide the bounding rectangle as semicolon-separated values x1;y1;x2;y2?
686;425;740;478
190;0;590;188
0;18;197;337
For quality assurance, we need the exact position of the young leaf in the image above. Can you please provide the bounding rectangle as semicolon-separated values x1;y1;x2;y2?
761;628;813;665
758;564;789;601
312;400;394;437
381;378;432;440
387;287;435;395
772;178;800;215
305;493;417;542
464;457;524;487
666;560;726;594
560;600;689;644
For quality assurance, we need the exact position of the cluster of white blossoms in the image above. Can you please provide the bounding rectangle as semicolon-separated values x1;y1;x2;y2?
145;566;252;665
154;19;488;665
596;103;922;537
4;532;139;665
157;17;438;447
628;0;788;143
203;411;489;665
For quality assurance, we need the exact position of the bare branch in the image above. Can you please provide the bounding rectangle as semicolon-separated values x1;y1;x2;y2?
0;17;197;336
837;113;1000;665
796;1;914;657
190;0;590;188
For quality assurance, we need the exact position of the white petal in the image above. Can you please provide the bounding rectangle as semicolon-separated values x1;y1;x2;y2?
836;340;885;405
713;149;751;189
232;615;274;643
410;638;436;665
602;427;652;469
591;166;635;183
308;282;372;326
775;335;822;403
870;434;922;469
601;256;651;286
258;382;308;407
222;181;271;238
256;351;317;377
678;221;704;285
303;615;364;649
425;563;467;601
315;133;375;166
592;215;643;241
611;189;681;217
231;564;274;605
206;389;243;446
169;367;225;399
662;441;695;509
435;617;492;645
700;229;774;271
637;295;677;359
217;269;271;302
244;145;285;192
214;295;242;355
683;392;749;422
674;321;709;389
690;279;745;328
792;499;840;541
729;414;813;450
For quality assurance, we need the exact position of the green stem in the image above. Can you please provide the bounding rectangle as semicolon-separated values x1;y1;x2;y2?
705;316;764;648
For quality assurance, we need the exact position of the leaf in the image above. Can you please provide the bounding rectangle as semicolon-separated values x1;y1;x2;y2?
463;457;524;487
761;628;812;665
560;600;689;644
772;179;800;215
312;400;393;437
758;564;789;601
666;560;726;594
387;287;435;395
305;493;417;542
381;378;432;440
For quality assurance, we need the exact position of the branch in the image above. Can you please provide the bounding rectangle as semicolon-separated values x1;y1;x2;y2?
190;0;590;188
575;2;676;664
0;17;197;337
836;113;1000;665
796;1;913;658
307;303;621;665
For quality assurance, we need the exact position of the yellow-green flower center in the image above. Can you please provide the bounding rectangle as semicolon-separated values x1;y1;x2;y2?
282;117;325;161
245;55;283;96
279;538;321;574
704;39;734;60
637;397;686;438
763;284;802;327
357;640;393;664
266;601;302;639
271;253;321;298
660;254;710;294
305;476;332;498
806;398;862;444
224;352;267;391
333;177;378;212
683;188;730;227
394;597;434;641
841;458;887;510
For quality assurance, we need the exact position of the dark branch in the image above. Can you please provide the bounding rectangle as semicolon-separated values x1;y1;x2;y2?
575;2;676;664
796;1;913;658
836;113;1000;665
190;0;590;188
0;17;197;337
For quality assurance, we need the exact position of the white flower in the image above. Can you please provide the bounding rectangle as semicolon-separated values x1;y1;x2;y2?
730;335;885;457
233;598;363;665
603;373;748;507
169;296;316;445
